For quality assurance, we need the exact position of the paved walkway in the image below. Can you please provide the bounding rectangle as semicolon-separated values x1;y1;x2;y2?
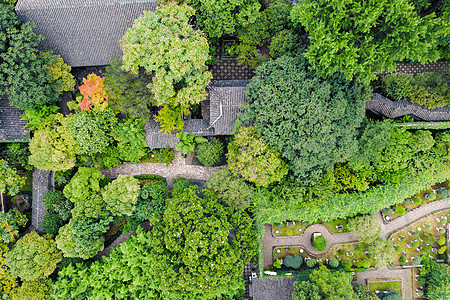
101;151;225;188
355;267;413;300
379;197;450;238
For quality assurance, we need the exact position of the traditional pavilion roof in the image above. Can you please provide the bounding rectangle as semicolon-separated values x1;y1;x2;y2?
145;80;249;149
15;0;158;67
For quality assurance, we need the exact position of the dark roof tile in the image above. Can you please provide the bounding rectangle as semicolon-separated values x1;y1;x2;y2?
0;88;29;141
16;0;158;67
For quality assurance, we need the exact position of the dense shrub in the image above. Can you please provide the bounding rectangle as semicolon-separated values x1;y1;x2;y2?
437;236;446;246
42;211;64;235
43;190;72;221
195;138;224;167
1;143;31;171
428;192;437;200
342;260;352;271
411;241;420;248
395;205;406;215
306;259;316;268
283;255;303;269
269;29;301;59
205;168;254;209
172;178;195;197
313;236;327;252
0;208;27;244
438;188;450;199
146;147;174;166
381;72;450;109
329;258;339;268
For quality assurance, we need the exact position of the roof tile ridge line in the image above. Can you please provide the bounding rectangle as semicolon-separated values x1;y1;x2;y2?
16;0;157;11
207;85;223;130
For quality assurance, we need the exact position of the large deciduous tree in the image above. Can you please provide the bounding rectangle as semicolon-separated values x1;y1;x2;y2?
63;167;108;219
104;57;155;119
121;2;212;131
28;114;78;172
227;126;289;187
347;214;381;244
242;54;367;185
368;238;395;268
292;265;358;300
0;4;72;110
102;175;140;217
290;0;448;83
152;186;257;298
205;168;254;210
6;232;61;281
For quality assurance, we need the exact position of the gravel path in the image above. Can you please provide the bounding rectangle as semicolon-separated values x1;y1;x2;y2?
355;267;413;300
101;151;225;188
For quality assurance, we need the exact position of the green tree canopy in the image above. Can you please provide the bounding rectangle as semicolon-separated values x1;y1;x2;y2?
152;186;257;298
55;216;112;260
53;186;257;299
242;54;367;185
293;265;358;300
63;167;108;219
121;2;212;129
102;175;140;216
0;4;70;110
104;57;155;119
290;0;448;83
6;232;61;281
368;238;395;268
9;279;51;300
205;168;254;210
28;114;78;171
185;0;261;39
0;159;24;197
347;214;381;244
70;108;118;156
227;126;289;187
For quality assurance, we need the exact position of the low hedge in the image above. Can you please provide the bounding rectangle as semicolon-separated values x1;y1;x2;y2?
254;161;450;224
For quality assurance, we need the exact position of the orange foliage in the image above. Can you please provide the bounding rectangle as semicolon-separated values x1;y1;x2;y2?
78;74;108;111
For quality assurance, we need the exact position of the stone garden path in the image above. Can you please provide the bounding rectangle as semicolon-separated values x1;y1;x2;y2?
101;151;225;188
262;198;450;270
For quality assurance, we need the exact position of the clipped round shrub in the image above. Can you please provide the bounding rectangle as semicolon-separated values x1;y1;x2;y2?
411;241;420;248
342;260;352;271
417;290;424;297
428;192;436;200
306;258;316;268
337;249;345;256
437;236;446;246
413;197;421;204
195;138;224;167
283;255;303;269
399;256;406;264
383;207;393;215
440;217;448;225
417;276;426;287
329;258;339;268
395;205;406;215
411;231;420;238
403;198;411;205
273;260;282;268
354;245;361;251
439;228;446;234
313;235;327;252
425;224;433;230
400;236;406;242
355;260;371;269
438;246;447;254
395;246;402;253
42;211;64;235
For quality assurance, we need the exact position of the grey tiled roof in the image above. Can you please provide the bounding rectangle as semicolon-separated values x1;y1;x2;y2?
366;93;450;121
209;80;249;135
145;80;248;149
250;276;296;300
15;0;158;67
0;89;29;141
